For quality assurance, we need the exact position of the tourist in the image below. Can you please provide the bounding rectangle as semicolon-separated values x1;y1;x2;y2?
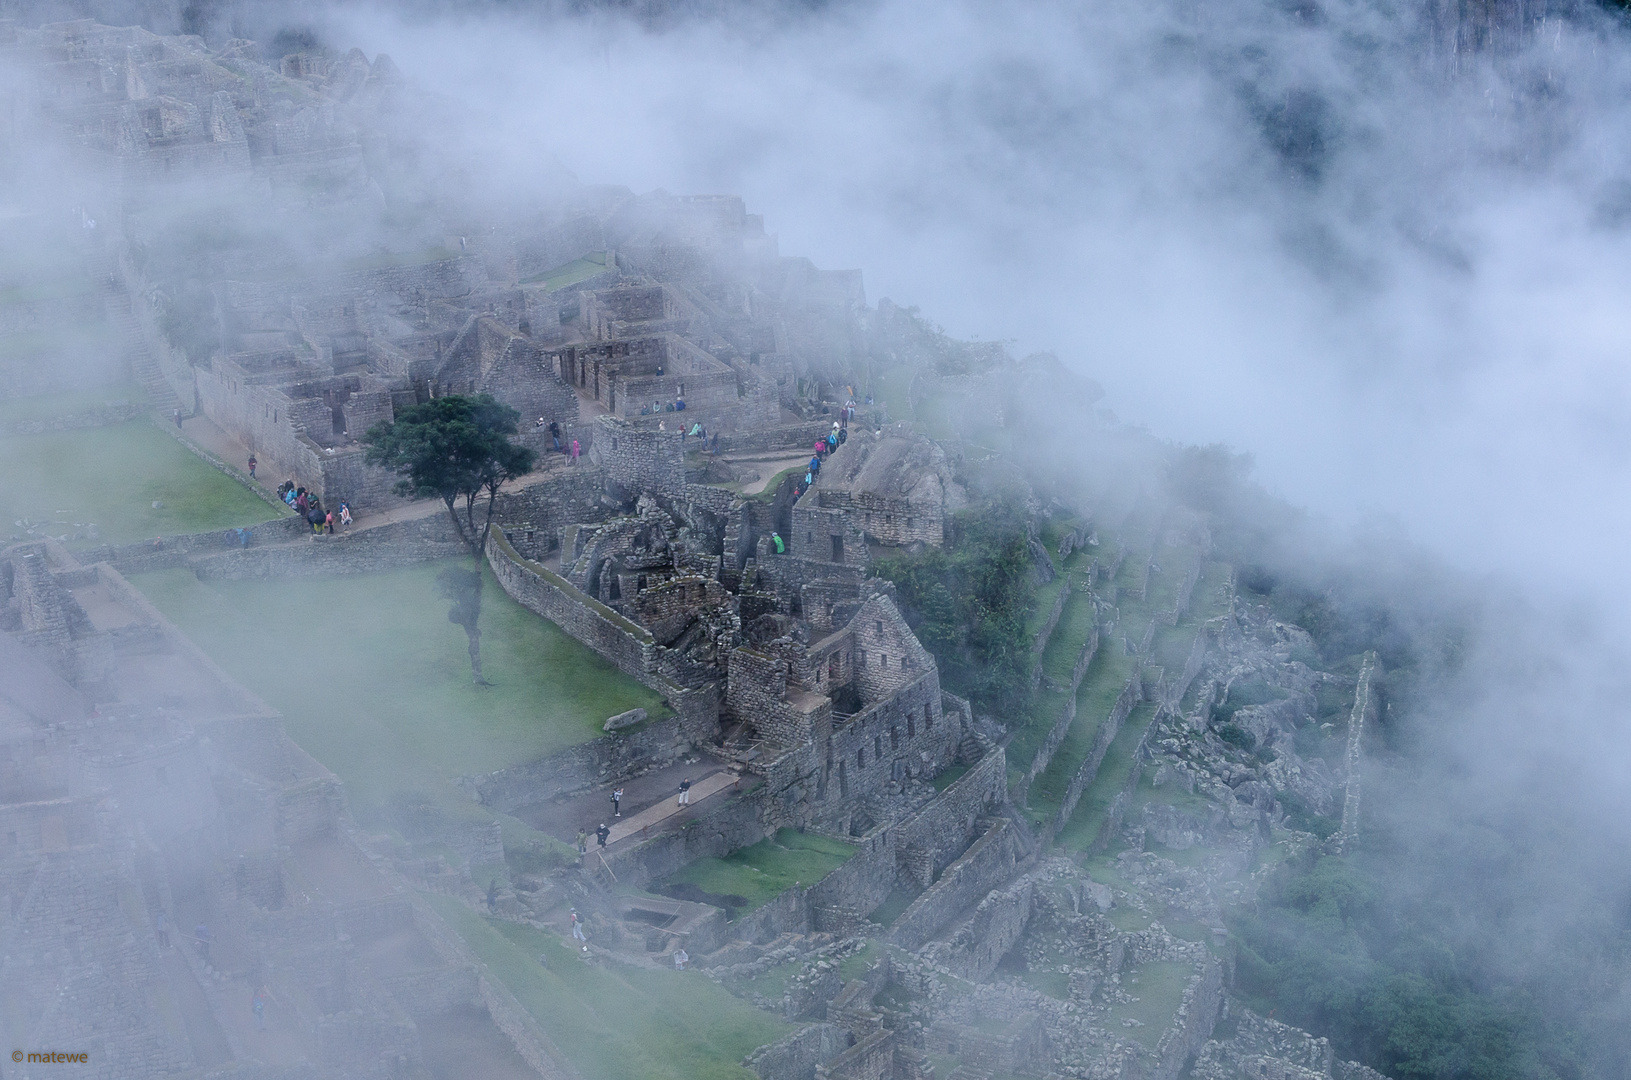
549;420;562;452
339;502;352;528
673;948;689;970
173;409;183;428
294;489;307;514
677;778;690;806
571;908;587;942
675;397;685;411
324;510;334;534
837;427;847;446
772;532;784;554
596;822;609;848
611;787;623;817
247;454;256;478
575;828;588;854
571;439;580;464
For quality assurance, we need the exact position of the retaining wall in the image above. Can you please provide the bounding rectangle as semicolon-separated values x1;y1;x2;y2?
888;818;1020;951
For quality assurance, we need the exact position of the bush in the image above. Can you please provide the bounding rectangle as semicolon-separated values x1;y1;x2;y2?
1217;723;1256;751
874;497;1037;711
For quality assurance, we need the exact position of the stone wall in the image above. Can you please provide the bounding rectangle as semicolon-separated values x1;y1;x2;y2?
588;413;684;495
715;420;837;455
486;527;656;683
459;711;707;810
1150;958;1224;1080
892;745;1007;879
888;818;1021;951
816;1029;894;1080
600;784;772;889
1026;629;1100;785
746;1023;847;1080
191;514;468;579
1047;671;1144;836
827;671;953;798
919;874;1035;981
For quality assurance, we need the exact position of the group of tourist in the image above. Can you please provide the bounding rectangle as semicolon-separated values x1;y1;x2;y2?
791;417;848;502
535;418;581;463
276;481;351;534
640;396;686;416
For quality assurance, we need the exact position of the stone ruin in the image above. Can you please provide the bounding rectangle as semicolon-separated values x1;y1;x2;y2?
0;16;1403;1080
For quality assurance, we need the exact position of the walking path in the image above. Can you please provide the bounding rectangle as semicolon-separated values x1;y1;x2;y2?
604;769;738;846
168;411;564;532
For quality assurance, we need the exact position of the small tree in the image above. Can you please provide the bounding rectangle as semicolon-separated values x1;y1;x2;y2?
364;394;536;683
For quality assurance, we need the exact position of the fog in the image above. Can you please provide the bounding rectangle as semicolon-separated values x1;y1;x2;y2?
311;0;1631;823
302;0;1631;598
303;0;1631;1048
5;0;1630;1070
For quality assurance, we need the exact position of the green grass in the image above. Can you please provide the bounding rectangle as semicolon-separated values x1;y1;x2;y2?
1055;701;1160;852
1038;579;1097;684
931;763;970;792
661;828;856;915
425;894;790;1080
1145;544;1202;615
1192;561;1235;620
522;252;613;290
132;561;669;827
0;383;147;423
0;420;279;544
1102;962;1197;1050
1026;648;1138;820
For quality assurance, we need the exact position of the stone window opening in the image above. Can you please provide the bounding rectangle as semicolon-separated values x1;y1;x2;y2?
907;715;916;738
839;760;848;796
890;727;899;750
891;759;905;781
874;734;883;758
857;747;865;769
925;706;933;730
876;620;884;635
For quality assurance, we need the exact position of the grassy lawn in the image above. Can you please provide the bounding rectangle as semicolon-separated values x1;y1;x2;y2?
661;828;855;915
522;252;612;290
1102;961;1197;1050
426;894;790;1080
0;420;279;545
0;382;147;423
132;561;669;828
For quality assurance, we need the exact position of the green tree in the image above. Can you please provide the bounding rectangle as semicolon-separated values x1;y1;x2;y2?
364;393;536;683
874;499;1036;710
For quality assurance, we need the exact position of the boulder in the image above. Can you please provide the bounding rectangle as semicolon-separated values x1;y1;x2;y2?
603;708;647;732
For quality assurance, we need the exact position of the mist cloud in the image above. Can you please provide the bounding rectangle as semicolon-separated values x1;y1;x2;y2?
285;0;1631;607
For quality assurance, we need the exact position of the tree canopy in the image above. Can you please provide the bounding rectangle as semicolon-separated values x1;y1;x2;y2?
364;393;536;556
